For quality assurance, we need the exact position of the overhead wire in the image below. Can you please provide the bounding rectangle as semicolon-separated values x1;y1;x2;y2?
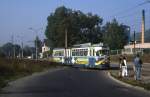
103;0;150;33
110;0;150;19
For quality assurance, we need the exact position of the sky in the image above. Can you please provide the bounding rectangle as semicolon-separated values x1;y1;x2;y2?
0;0;150;46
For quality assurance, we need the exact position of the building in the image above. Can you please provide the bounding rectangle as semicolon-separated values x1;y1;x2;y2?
42;43;50;53
40;39;50;58
123;43;150;54
122;10;150;55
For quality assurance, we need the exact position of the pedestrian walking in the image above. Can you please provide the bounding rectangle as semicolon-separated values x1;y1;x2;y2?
121;56;128;77
134;54;143;80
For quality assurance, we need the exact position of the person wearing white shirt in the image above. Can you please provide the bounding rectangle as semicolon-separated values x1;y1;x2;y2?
121;56;128;77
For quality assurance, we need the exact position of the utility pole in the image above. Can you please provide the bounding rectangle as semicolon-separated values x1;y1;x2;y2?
17;35;24;59
64;27;68;64
21;42;24;58
35;36;38;60
29;27;42;60
65;28;68;50
133;30;136;55
11;34;15;58
65;28;68;58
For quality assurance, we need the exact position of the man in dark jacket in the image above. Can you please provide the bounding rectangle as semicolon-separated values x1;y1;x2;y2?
134;54;142;80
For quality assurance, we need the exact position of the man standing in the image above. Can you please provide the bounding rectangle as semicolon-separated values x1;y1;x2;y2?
121;56;128;77
134;54;143;80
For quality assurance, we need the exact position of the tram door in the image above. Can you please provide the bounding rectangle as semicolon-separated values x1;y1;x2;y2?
88;49;95;67
88;57;95;67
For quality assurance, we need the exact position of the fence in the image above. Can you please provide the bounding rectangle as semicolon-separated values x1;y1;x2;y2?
110;48;150;55
110;49;122;55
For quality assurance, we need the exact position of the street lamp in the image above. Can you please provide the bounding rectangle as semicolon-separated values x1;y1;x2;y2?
11;34;15;58
17;35;24;59
29;27;42;60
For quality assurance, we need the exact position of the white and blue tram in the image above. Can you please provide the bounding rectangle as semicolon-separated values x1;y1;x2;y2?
51;43;110;69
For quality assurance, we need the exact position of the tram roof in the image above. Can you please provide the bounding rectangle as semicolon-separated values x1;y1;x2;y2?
73;42;104;47
53;43;108;50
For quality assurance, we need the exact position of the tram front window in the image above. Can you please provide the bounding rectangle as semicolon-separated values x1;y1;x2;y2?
96;50;109;56
96;50;101;56
102;50;109;55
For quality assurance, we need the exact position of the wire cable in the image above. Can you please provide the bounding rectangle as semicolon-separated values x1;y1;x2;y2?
110;0;150;19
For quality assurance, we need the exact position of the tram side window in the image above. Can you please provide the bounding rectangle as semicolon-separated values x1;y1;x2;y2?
83;50;88;56
72;49;88;56
72;50;79;56
80;49;88;56
54;51;64;56
72;50;76;56
80;50;83;56
84;51;87;56
72;52;75;56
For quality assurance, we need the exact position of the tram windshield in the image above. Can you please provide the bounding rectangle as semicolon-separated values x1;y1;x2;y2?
96;49;109;56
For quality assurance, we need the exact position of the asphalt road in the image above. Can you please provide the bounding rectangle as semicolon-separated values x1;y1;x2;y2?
0;67;150;97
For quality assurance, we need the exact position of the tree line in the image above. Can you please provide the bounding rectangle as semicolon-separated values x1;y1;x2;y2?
0;37;42;58
45;6;129;50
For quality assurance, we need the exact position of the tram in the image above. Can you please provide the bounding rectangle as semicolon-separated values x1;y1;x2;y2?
52;43;110;69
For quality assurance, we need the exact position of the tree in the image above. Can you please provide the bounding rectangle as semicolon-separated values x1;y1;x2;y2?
1;43;13;57
23;46;35;57
103;19;129;50
45;6;103;48
0;42;21;58
0;47;5;57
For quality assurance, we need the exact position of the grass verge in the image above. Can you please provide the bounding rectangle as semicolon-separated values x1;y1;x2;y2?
110;70;150;90
0;58;63;91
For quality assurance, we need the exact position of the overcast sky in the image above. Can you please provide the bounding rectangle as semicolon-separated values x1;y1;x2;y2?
0;0;150;46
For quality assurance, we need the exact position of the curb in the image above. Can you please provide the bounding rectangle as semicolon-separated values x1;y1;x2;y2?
108;72;150;93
